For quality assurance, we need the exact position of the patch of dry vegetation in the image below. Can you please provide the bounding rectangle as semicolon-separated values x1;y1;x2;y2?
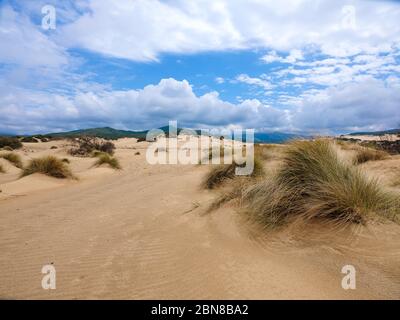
22;156;74;179
69;136;115;157
0;163;4;173
354;147;389;164
242;140;399;228
0;137;22;150
391;175;400;187
93;153;121;170
0;152;23;169
202;153;264;189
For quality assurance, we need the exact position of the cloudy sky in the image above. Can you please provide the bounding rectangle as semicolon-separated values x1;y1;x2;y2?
1;0;400;135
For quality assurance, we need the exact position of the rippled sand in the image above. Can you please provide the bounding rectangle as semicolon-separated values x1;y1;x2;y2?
0;139;399;299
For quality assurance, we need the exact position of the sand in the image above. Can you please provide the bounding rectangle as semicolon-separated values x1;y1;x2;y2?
0;138;399;299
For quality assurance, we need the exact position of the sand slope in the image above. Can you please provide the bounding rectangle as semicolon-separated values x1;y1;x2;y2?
0;139;399;299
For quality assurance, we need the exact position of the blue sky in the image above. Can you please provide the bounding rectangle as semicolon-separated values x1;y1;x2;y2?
1;0;400;135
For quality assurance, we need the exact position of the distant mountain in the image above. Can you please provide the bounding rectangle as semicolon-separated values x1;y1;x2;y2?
43;127;149;140
348;128;400;136
9;126;306;143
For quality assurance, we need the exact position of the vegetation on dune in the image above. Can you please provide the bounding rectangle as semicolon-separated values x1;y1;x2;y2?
354;147;389;164
0;152;23;169
203;153;264;189
242;140;399;228
92;153;121;170
20;136;39;143
0;137;22;150
22;156;74;179
69;136;116;156
0;163;5;173
62;158;70;163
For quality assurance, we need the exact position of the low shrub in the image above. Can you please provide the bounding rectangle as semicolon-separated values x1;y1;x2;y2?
21;136;39;143
0;137;22;150
69;136;115;156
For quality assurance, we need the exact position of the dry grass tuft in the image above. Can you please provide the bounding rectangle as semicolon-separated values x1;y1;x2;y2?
93;153;121;170
203;153;264;189
0;152;23;168
0;163;5;173
242;140;399;228
354;147;389;164
22;156;74;179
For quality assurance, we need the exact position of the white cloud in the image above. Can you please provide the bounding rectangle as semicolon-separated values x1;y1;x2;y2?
292;78;400;133
1;77;399;135
235;74;273;90
215;77;225;84
0;78;288;134
260;50;281;63
0;5;68;67
55;0;400;61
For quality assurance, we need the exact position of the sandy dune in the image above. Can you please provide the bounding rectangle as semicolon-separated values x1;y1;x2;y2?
0;139;399;299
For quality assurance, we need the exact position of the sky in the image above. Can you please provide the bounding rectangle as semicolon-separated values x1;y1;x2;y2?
0;0;400;135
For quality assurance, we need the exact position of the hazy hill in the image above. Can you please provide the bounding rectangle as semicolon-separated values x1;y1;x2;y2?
5;126;308;143
348;128;400;136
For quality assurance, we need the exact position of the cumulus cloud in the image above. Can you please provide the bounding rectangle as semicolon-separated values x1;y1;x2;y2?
1;1;399;135
1;77;399;135
292;78;400;133
0;78;289;134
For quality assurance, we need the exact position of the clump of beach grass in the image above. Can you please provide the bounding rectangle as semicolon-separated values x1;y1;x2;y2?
203;153;264;189
93;153;121;170
242;140;399;228
354;147;389;164
0;163;5;173
21;156;74;179
0;152;23;169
